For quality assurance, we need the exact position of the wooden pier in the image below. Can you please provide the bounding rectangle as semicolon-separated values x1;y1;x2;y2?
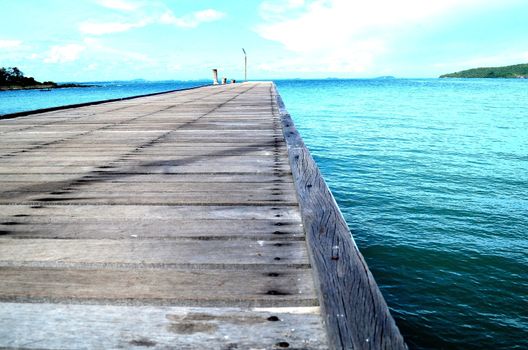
0;82;405;349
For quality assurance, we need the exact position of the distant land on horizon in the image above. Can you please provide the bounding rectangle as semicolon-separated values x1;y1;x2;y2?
0;67;89;91
440;63;528;78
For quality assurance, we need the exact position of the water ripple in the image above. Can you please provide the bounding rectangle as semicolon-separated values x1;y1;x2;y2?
276;78;528;350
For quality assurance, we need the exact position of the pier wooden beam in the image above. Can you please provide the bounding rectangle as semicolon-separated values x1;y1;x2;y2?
273;85;407;349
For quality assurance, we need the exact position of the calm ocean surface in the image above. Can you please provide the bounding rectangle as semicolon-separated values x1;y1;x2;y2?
1;79;527;349
275;79;527;349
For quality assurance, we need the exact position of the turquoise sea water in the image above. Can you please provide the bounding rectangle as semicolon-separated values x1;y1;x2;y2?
0;80;207;115
1;79;526;349
274;79;527;349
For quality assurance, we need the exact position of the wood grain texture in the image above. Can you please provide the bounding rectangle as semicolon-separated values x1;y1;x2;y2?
0;304;327;349
273;83;407;349
0;239;309;267
0;217;304;240
0;266;318;306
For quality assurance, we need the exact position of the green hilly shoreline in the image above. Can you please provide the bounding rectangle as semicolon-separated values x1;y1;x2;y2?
440;63;528;78
1;66;88;90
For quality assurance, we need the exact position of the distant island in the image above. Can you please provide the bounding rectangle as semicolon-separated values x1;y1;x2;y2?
440;63;528;78
0;67;89;90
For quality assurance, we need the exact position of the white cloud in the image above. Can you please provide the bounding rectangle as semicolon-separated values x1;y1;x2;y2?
258;43;383;74
0;39;22;49
44;44;85;63
79;20;148;35
81;37;155;64
79;8;224;35
96;0;140;11
160;9;225;28
257;0;509;73
258;0;491;53
259;0;305;21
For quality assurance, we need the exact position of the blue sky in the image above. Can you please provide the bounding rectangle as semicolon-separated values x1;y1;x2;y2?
1;0;527;82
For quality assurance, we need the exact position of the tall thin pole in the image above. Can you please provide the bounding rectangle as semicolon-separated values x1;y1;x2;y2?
242;48;247;81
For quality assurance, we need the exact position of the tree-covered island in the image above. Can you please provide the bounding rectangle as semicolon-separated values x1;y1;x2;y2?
0;67;89;90
440;63;528;78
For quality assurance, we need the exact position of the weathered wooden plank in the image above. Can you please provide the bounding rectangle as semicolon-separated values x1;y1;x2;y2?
274;84;406;349
0;204;302;220
0;181;295;193
0;134;283;143
0;165;97;174
0;164;291;174
0;145;289;154
0;303;326;349
0;136;285;144
0;184;297;204
0;193;297;206
0;266;317;306
0;219;304;240
0;147;288;157
0;239;309;267
2;123;283;133
0;173;294;183
0;156;288;166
